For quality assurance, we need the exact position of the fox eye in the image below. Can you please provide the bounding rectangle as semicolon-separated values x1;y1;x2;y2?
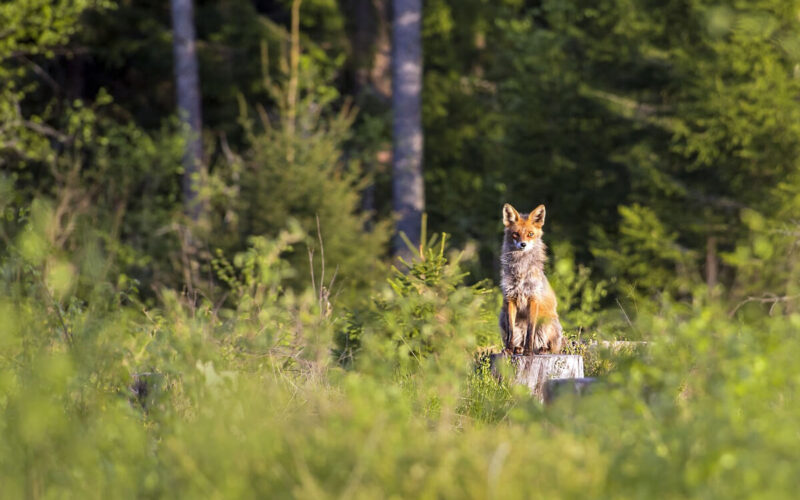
512;232;519;239
528;232;534;237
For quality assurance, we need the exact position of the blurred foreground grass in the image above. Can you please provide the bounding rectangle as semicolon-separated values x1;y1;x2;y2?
2;225;800;499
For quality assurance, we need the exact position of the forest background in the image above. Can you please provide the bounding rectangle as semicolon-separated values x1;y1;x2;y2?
3;0;800;497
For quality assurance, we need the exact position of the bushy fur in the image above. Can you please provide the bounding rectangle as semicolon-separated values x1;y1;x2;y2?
499;203;564;355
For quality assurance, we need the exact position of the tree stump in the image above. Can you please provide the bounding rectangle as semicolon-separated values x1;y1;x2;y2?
489;354;584;402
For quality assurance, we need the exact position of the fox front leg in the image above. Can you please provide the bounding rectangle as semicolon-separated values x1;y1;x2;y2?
504;298;517;354
523;321;534;356
500;310;512;355
523;299;540;355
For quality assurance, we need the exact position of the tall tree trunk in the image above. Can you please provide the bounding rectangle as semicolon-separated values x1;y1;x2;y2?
170;0;204;222
391;0;424;257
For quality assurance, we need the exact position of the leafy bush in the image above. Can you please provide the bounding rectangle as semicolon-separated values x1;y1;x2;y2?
4;204;800;497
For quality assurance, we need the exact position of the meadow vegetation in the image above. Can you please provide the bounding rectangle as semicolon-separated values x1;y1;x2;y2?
3;203;800;497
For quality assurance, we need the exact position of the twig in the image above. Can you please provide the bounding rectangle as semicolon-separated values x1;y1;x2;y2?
398;334;423;367
38;273;73;346
219;131;238;167
728;294;800;317
327;265;339;294
307;247;316;299
211;291;230;319
616;298;636;332
18;55;61;94
316;215;325;305
22;120;70;143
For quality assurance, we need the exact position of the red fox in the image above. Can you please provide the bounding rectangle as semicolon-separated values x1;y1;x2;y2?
499;203;564;355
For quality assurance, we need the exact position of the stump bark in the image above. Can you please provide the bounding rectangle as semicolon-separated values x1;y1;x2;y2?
490;354;584;402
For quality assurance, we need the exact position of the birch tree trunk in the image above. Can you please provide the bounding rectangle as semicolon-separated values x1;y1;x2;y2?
170;0;204;222
391;0;424;257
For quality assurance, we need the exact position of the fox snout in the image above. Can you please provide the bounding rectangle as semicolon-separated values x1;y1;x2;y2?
514;240;529;250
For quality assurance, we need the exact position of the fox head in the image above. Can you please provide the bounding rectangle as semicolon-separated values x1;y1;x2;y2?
502;203;546;252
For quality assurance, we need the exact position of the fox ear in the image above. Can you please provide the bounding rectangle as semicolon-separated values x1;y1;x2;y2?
502;203;520;226
530;204;546;227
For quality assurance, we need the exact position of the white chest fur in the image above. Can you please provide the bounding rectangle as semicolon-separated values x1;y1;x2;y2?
500;239;549;303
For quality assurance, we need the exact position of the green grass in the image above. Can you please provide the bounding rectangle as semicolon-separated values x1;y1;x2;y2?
2;234;800;498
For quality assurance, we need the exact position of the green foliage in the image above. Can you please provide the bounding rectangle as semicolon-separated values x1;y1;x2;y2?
5;210;800;496
2;95;186;292
592;203;698;298
7;0;800;496
0;0;111;59
337;232;497;376
459;354;516;424
0;0;110;169
549;241;613;337
418;0;800;314
226;54;389;295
